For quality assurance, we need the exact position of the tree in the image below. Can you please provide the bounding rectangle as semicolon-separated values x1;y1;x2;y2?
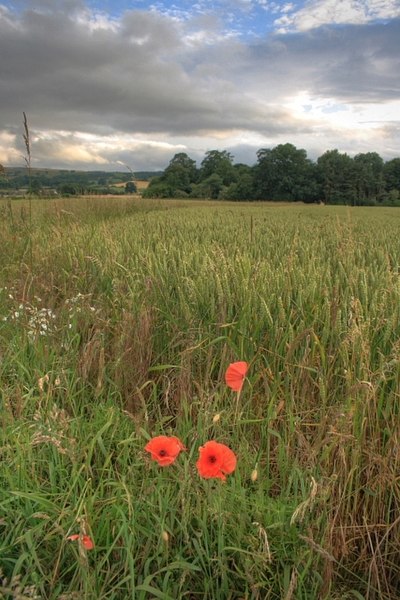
384;158;400;192
223;164;255;200
59;183;78;196
316;149;355;205
142;177;172;198
167;152;198;176
199;150;235;186
125;181;137;193
254;143;316;201
158;152;198;195
353;152;384;205
189;174;224;199
31;179;43;196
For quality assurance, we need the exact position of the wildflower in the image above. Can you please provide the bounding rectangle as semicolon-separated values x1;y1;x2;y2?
225;361;248;392
67;534;95;550
196;440;237;481
144;435;185;466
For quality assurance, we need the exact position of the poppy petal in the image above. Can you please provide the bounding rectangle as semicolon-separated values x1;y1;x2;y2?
225;361;248;391
67;534;95;550
220;446;237;474
82;535;95;550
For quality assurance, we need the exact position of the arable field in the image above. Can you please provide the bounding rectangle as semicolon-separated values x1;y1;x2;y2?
0;197;399;599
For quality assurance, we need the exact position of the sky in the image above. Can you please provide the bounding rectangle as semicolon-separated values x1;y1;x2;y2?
1;0;400;172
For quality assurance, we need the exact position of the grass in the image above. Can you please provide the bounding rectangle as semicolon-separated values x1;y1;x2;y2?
0;196;399;599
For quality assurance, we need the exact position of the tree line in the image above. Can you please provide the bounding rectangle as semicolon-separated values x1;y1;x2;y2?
143;145;400;206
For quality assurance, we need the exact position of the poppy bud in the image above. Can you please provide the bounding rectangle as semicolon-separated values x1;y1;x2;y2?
212;413;221;423
161;530;169;543
251;469;258;482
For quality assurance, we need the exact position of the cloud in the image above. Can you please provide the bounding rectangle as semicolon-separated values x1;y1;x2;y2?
0;1;399;170
274;0;400;32
238;17;400;104
0;131;21;164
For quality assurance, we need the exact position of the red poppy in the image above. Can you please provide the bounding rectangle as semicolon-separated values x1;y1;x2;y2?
196;440;237;481
67;534;95;550
145;435;185;466
225;361;248;392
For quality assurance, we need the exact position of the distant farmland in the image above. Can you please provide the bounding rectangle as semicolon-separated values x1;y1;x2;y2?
114;179;150;191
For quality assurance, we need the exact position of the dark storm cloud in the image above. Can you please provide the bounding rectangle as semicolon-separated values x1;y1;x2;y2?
0;2;399;169
0;6;268;133
0;2;311;136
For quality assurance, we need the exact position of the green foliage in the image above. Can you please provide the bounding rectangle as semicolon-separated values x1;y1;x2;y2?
353;152;385;205
222;164;255;201
254;143;318;202
125;181;137;193
144;144;400;204
59;182;79;196
317;149;356;205
383;158;400;192
145;153;198;198
192;173;225;199
30;178;43;196
142;179;175;198
199;150;235;186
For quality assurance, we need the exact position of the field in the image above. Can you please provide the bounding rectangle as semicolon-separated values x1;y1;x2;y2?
0;197;399;599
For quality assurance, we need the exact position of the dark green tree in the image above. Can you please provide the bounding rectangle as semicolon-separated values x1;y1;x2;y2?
383;158;400;192
199;150;235;186
154;152;198;196
223;164;255;200
59;183;78;196
254;143;317;201
30;179;43;196
125;181;137;193
190;174;226;199
353;152;384;205
316;149;355;205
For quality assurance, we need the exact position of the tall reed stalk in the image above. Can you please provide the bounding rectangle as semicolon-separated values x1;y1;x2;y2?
22;111;33;270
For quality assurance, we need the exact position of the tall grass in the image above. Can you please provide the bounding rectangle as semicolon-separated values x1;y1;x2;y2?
0;197;399;599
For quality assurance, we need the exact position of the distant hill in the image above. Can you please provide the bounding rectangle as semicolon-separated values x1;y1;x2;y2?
0;166;162;193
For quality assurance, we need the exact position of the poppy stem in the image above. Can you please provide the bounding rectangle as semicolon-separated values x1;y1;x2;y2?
234;390;241;423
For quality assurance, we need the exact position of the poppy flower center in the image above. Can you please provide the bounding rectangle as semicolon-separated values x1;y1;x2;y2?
159;449;167;456
208;455;217;463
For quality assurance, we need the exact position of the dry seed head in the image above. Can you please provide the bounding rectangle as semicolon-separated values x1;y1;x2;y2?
161;530;169;543
298;535;335;562
250;469;258;482
38;373;49;392
290;476;318;525
252;521;272;563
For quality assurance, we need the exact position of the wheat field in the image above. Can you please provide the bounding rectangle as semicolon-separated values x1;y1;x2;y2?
0;197;399;599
